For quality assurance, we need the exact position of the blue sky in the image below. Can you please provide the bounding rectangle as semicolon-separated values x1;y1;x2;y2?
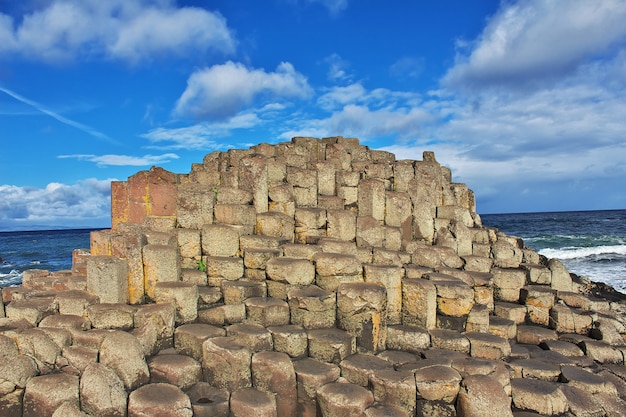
1;0;626;230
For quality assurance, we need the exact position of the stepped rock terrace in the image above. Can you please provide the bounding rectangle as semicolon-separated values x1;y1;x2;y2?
1;136;625;416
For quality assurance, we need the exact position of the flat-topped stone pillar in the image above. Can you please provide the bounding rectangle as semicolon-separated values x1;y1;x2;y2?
185;383;229;417
288;285;336;329
230;387;277;417
142;244;180;300
337;282;387;353
293;358;341;417
174;323;225;361
86;256;129;304
127;383;192;417
23;373;79;417
364;264;403;325
202;336;252;391
316;382;375;417
251;351;297;417
155;281;199;324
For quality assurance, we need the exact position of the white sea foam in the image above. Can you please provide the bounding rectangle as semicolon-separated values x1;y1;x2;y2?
539;244;626;260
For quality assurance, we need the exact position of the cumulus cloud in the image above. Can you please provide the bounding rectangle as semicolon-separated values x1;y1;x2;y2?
280;103;434;141
443;0;626;90
0;178;113;228
0;0;235;63
58;153;179;166
174;61;313;120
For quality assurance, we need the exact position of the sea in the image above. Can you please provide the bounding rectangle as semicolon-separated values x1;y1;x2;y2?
0;229;95;289
481;209;626;294
1;209;625;293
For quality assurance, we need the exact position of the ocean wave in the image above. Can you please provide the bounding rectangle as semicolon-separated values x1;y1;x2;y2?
539;244;626;260
0;269;22;288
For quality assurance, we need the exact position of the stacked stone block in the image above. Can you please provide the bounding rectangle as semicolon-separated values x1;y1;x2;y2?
2;136;626;416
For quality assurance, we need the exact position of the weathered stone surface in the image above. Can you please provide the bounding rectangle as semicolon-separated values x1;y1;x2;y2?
434;278;474;317
80;363;127;417
516;325;557;345
307;328;356;364
155;282;199;324
491;268;526;303
185;382;230;417
510;378;568;415
267;324;308;358
0;354;38;395
509;358;561;381
202;336;252;391
86;256;129;304
202;224;243;257
134;302;176;348
430;328;471;353
561;385;605;417
466;332;511;360
99;330;150;390
548;258;573;292
414;364;462;403
288;285;336;329
340;353;395;386
142;244;180;300
369;369;417;416
244;296;289;327
456;374;513;417
128;383;192;417
560;365;618;395
337;282;387;353
386;325;431;353
251;351;297;417
230;387;277;417
148;353;202;390
266;257;315;286
87;302;135;329
364;264;403;325
402;278;437;330
13;328;61;371
293;358;341;417
226;323;273;352
174;323;225;361
317;382;375;417
23;373;79;417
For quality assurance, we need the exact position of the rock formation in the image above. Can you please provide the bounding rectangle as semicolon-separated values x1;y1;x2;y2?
1;136;625;416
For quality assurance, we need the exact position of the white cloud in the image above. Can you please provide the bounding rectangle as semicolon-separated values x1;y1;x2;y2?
322;53;352;82
390;56;425;79
141;110;270;150
58;153;179;166
317;83;422;111
0;178;113;228
443;0;626;89
0;0;235;63
289;0;348;15
174;61;313;120
280;103;434;141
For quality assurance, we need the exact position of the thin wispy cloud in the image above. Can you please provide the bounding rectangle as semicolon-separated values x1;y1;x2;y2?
58;153;179;167
0;86;115;143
